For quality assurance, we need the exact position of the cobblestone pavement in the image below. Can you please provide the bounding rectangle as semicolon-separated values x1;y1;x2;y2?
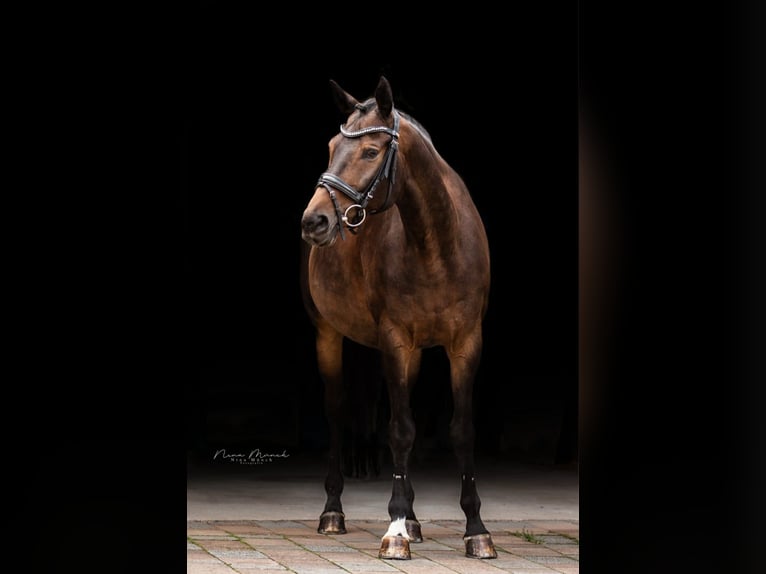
187;518;579;574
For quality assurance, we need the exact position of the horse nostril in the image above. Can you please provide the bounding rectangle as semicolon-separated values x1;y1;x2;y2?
302;212;329;234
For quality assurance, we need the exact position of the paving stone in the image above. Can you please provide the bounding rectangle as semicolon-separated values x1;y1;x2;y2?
259;550;325;561
186;563;239;573
283;566;348;573
326;531;380;541
189;519;581;573
557;545;579;556
302;544;360;552
200;539;254;551
233;570;290;573
226;558;287;570
494;534;535;544
410;540;456;551
422;555;519;573
188;528;231;536
215;520;262;525
334;540;381;551
525;554;580;565
506;545;562;556
241;537;300;547
325;558;400;572
485;520;536;531
221;524;273;535
429;537;465;549
188;521;220;529
491;552;545;568
256;520;312;529
525;520;579;531
385;561;461;574
535;534;577;545
242;534;288;540
209;549;268;560
187;549;223;563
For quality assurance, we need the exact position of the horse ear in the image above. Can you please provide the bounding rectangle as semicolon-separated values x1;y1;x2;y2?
329;79;359;116
375;76;394;118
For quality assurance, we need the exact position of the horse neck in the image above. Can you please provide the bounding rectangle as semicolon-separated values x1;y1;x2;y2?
391;134;461;252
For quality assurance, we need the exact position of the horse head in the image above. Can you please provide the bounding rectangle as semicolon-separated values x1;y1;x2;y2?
301;76;401;247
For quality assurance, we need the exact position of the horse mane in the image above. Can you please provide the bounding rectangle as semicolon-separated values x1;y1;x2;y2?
398;110;432;144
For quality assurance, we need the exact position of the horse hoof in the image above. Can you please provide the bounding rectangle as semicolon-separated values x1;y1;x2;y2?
378;535;411;559
406;519;422;542
464;533;498;559
318;511;346;534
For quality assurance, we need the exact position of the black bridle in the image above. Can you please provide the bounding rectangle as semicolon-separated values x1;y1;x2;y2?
315;108;400;239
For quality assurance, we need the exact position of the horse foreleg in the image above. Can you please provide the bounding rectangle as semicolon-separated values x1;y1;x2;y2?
448;331;497;559
316;325;347;534
378;347;422;560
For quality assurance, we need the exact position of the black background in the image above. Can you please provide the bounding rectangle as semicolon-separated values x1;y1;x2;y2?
8;2;764;572
181;13;578;467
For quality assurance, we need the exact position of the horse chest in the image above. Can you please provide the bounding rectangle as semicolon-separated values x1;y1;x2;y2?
309;254;456;348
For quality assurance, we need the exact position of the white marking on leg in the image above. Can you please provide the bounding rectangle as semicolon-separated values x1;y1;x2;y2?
383;516;410;539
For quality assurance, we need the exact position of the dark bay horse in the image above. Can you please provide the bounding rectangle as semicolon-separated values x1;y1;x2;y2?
300;76;496;560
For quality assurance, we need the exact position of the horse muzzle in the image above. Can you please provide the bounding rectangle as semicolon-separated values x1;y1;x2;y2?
301;209;338;247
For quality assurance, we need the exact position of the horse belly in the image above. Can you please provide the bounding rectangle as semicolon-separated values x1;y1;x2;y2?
316;298;456;350
400;300;478;348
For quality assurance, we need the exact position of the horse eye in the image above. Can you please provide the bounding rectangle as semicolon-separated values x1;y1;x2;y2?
363;148;379;159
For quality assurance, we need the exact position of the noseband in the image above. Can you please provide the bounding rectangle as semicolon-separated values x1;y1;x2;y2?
316;107;400;239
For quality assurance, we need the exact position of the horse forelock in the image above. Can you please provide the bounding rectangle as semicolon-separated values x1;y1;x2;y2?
343;98;376;129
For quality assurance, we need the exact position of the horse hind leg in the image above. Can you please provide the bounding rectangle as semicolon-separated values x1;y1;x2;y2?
378;348;423;560
344;342;383;480
448;336;497;559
